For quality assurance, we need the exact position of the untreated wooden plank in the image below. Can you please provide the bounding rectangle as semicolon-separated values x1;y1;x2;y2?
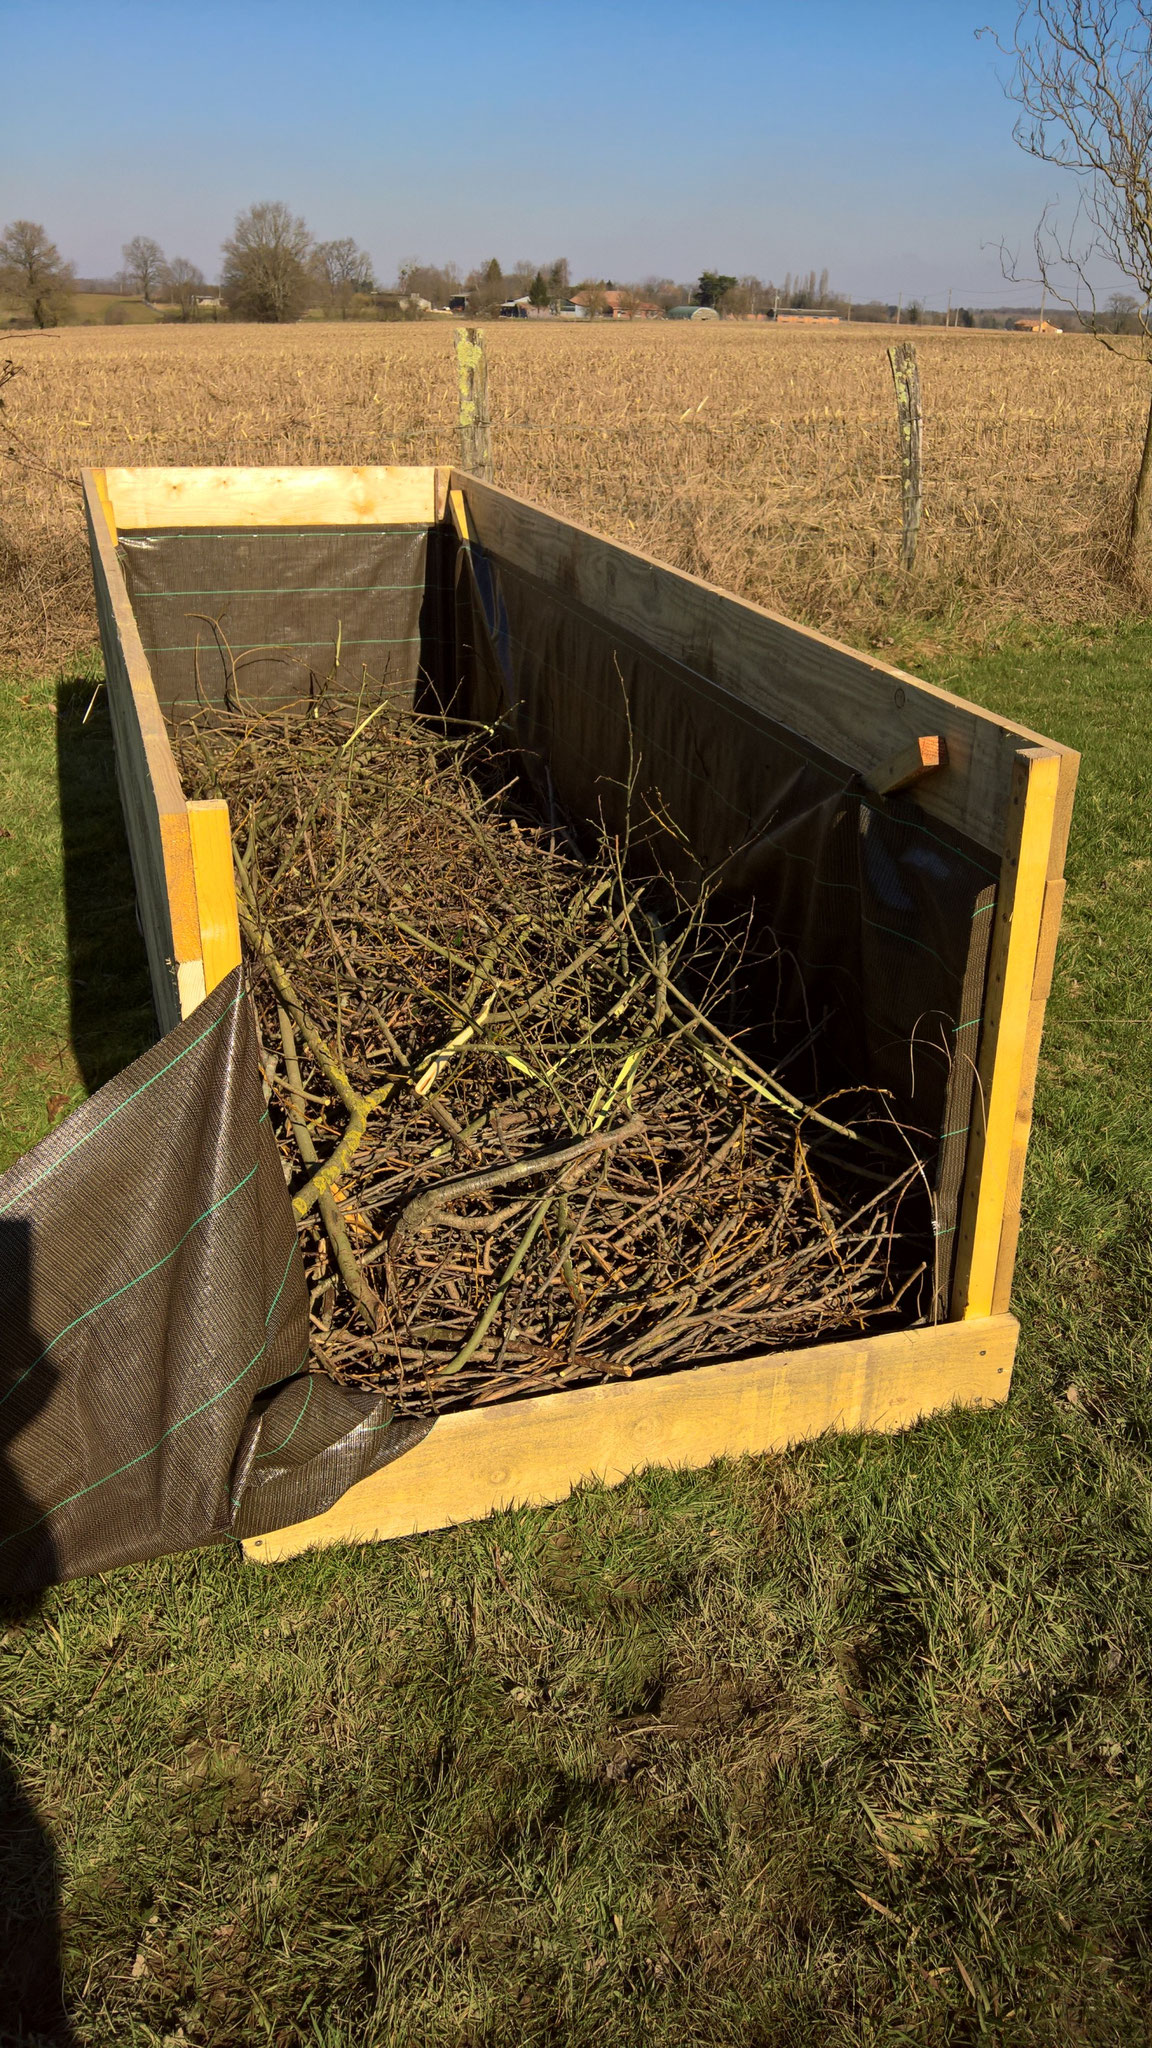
243;1313;1018;1563
991;875;1068;1312
82;471;204;1032
866;733;948;796
452;473;1076;857
950;749;1062;1320
104;465;438;531
187;800;242;995
92;467;117;546
448;487;472;545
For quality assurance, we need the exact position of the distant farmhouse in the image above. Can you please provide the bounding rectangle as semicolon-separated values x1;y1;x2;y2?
770;308;841;323
567;289;663;318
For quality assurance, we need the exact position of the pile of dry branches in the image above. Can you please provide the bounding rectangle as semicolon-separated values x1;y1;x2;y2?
180;698;926;1416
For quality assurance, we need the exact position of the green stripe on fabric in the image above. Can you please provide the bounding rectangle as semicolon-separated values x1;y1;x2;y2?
121;526;430;539
254;1375;314;1461
141;637;421;653
0;1243;302;1555
0;984;245;1218
0;1163;260;1412
133;584;425;597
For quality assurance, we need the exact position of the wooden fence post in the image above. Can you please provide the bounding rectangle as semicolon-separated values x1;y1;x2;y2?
455;326;493;481
887;340;923;570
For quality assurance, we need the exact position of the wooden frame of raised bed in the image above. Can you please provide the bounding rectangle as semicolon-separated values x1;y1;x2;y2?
82;463;1078;1564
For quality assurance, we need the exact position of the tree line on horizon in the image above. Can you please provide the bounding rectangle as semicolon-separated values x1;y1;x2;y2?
3;206;1123;334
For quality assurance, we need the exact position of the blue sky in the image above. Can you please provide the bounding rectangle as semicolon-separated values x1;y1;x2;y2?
0;0;1092;304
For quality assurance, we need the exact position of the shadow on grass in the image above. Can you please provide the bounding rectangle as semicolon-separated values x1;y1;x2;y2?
55;675;154;1093
0;674;148;2044
0;1219;75;2046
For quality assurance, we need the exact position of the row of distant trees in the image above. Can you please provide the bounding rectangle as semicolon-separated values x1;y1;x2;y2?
0;211;838;329
7;206;1143;337
0;207;383;328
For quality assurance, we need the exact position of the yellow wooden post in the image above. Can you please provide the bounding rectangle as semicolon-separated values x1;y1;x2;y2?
187;799;242;996
950;747;1062;1319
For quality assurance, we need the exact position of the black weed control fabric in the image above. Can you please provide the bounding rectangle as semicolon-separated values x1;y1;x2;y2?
118;528;433;723
0;969;428;1593
454;540;1000;1313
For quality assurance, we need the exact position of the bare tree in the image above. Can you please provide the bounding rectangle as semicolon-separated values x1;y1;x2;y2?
167;256;205;321
0;220;75;328
464;259;508;314
221;202;312;323
988;2;1152;556
312;237;375;317
122;235;167;304
573;281;610;318
1108;288;1143;328
640;275;682;312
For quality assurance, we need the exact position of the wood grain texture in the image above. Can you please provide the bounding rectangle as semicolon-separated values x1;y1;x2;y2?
448;487;472;545
866;734;948;795
991;875;1068;1313
104;465;438;530
92;467;117;546
243;1314;1018;1563
187;800;243;995
950;749;1062;1320
82;471;203;1033
451;473;1075;857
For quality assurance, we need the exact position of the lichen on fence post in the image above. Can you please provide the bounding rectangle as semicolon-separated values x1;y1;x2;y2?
455;325;493;482
888;340;923;570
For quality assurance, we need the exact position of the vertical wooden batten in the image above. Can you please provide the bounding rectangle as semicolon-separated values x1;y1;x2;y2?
92;468;118;546
950;747;1063;1320
187;801;243;996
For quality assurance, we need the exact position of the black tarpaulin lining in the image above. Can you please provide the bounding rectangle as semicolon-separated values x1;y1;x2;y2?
118;528;432;723
452;539;1000;1312
2;505;1005;1590
0;970;429;1593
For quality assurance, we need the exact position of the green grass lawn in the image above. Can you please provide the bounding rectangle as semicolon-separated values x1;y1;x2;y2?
70;295;166;326
1;626;1150;2047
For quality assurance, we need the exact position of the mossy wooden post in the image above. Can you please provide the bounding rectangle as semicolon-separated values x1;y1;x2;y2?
888;340;923;570
455;326;493;481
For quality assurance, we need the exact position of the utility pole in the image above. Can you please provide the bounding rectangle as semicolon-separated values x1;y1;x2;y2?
896;292;903;326
946;288;952;329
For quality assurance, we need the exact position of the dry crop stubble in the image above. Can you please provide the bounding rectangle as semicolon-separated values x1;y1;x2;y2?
0;319;1147;666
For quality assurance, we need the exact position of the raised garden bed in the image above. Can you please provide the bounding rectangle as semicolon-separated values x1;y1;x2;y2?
81;463;1078;1565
